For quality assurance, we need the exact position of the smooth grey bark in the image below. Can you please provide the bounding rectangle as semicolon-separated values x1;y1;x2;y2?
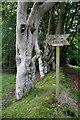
16;2;35;100
43;9;55;74
16;1;56;100
34;32;45;78
47;9;53;35
56;2;65;34
16;2;28;100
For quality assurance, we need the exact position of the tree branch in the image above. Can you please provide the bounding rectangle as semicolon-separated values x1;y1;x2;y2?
56;2;65;34
38;1;57;19
70;23;78;45
66;23;78;49
47;9;53;35
32;54;40;63
27;1;58;27
66;2;79;33
66;11;78;33
27;2;40;26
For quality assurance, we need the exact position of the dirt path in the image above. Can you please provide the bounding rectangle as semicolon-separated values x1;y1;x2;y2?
64;66;80;92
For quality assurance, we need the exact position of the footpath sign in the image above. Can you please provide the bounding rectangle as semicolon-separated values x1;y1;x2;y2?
46;34;70;46
46;34;70;97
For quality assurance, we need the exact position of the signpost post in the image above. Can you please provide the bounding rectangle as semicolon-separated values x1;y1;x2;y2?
46;34;70;97
56;46;60;97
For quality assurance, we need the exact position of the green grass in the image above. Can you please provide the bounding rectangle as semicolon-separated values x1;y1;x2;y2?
2;74;16;99
2;68;79;118
73;66;80;71
0;73;2;119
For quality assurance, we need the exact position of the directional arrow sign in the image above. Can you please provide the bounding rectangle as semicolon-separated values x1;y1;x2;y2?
46;34;70;46
46;34;70;97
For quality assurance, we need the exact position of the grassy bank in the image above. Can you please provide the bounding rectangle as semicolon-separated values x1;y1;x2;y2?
2;68;79;118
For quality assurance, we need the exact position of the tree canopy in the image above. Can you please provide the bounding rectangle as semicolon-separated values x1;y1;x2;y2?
2;2;80;78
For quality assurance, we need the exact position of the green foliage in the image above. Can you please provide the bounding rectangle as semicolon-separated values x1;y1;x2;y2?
61;2;79;65
73;66;80;70
1;2;79;73
39;2;79;66
2;2;17;18
2;74;16;98
65;36;79;65
39;30;46;52
2;2;17;72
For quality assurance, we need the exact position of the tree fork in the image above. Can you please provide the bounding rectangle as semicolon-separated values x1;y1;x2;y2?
16;1;57;100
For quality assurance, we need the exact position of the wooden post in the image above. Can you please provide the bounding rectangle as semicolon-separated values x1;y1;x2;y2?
46;34;70;98
56;46;60;97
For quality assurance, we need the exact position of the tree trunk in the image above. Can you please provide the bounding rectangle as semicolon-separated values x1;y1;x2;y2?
34;31;45;78
16;2;35;100
43;9;55;74
16;2;56;100
56;2;65;34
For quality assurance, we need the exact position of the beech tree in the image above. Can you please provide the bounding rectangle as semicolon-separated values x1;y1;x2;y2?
16;1;58;100
16;1;79;100
2;2;79;100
